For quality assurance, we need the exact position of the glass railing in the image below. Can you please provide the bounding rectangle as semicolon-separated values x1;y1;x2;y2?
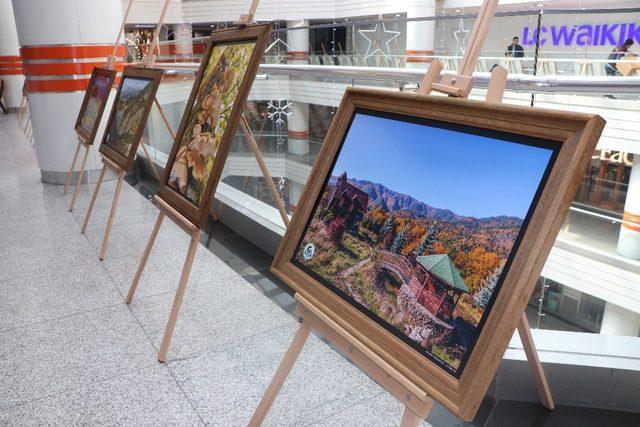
128;6;640;347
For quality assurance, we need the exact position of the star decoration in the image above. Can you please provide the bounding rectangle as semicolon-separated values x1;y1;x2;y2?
454;19;470;56
267;101;292;125
264;37;290;55
358;15;401;60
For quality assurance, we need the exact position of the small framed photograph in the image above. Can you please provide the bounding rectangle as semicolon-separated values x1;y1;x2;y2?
98;67;163;171
272;87;604;421
74;67;117;143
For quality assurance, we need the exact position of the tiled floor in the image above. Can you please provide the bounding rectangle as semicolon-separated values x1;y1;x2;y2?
1;113;638;426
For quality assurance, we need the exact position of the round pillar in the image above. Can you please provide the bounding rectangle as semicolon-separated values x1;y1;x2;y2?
286;20;310;157
173;23;193;57
286;20;309;65
617;155;640;259
600;302;640;337
11;0;123;184
406;0;436;69
0;0;24;108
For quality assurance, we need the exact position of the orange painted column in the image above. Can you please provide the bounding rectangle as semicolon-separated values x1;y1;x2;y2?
286;20;310;213
11;0;123;184
406;0;436;69
617;155;640;260
0;0;24;108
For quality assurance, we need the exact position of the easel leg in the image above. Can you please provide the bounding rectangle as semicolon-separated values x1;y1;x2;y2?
69;144;91;212
126;211;165;304
400;407;422;427
98;170;125;260
240;115;290;227
63;142;82;195
81;165;107;234
247;321;312;427
517;312;555;410
140;141;162;182
157;229;201;362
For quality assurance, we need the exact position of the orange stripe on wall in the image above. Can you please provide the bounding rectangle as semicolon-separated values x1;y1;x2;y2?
0;55;23;75
622;211;640;232
23;61;124;76
25;75;123;93
21;45;125;60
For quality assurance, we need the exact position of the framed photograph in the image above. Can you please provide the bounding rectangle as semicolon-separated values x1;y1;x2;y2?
74;67;117;143
272;88;604;421
157;23;272;228
98;67;163;171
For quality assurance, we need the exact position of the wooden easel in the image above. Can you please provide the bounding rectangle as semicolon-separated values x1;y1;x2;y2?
250;1;553;425
78;0;165;259
125;0;289;363
64;134;92;211
81;155;126;259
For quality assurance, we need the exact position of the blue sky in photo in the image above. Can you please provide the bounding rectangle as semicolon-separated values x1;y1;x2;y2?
332;112;554;219
118;77;152;101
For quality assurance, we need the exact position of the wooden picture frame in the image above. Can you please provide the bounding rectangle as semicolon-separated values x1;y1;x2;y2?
157;23;272;228
98;66;163;171
272;87;605;421
74;67;117;143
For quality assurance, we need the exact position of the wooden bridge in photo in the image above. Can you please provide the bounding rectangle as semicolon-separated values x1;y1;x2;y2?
379;250;414;286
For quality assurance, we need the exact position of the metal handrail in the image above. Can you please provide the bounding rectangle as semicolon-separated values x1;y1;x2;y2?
158;62;640;94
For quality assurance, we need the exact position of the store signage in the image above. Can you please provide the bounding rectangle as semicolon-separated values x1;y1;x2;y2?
522;23;640;47
593;149;634;167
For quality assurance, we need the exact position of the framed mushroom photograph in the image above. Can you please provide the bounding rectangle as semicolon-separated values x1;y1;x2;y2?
98;67;163;171
74;67;117;143
157;23;272;228
272;87;605;421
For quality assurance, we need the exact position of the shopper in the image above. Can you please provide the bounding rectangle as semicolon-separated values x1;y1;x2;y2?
506;36;524;58
605;38;634;76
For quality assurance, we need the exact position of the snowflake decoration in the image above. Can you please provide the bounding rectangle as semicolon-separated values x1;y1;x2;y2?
358;15;401;60
267;101;292;125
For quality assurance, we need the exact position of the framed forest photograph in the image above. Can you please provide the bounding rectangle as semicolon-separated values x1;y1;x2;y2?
74;67;117;143
272;88;605;421
98;67;163;171
157;23;272;227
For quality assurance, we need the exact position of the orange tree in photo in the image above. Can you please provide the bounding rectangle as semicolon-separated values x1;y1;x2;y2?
168;41;256;206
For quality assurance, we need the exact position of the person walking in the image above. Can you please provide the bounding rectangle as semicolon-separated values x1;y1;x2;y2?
605;38;634;76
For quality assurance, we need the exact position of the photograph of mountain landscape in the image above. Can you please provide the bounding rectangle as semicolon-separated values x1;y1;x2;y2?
293;110;557;376
103;76;155;158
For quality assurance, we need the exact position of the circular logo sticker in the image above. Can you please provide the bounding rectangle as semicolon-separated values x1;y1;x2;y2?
302;243;315;260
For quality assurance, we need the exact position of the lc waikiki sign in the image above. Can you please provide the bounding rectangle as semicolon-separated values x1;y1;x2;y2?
522;22;640;46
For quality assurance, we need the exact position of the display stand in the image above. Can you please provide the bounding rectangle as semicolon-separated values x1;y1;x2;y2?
249;294;433;427
65;134;92;211
249;1;553;425
125;0;288;362
80;155;126;260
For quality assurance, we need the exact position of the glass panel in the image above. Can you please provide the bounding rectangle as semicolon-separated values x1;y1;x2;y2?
128;4;640;344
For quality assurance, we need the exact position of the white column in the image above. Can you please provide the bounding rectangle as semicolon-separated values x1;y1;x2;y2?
286;20;309;157
0;0;24;108
600;302;640;337
406;0;436;69
173;23;193;56
617;155;640;259
11;0;122;184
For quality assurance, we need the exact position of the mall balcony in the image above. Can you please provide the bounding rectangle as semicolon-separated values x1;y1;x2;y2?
0;0;639;425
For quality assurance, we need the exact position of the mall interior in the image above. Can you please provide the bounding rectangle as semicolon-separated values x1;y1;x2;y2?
0;0;639;425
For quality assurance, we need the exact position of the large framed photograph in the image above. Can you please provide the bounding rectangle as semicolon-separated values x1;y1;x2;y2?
272;88;604;421
98;67;163;171
157;23;272;228
74;67;117;143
